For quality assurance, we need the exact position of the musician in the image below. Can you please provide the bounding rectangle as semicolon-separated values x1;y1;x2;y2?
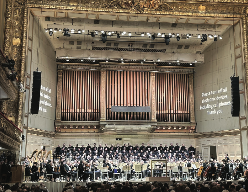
169;143;174;152
31;162;39;181
188;145;195;158
207;159;216;181
55;145;61;156
174;143;180;152
78;161;85;181
181;144;186;152
234;159;244;180
46;161;60;181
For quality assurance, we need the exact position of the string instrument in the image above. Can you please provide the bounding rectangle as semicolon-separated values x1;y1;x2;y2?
197;166;204;176
203;166;211;178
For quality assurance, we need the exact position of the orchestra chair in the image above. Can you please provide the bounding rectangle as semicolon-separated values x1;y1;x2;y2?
25;175;31;182
46;173;53;181
100;167;108;181
162;167;170;177
182;167;189;180
172;166;179;179
134;164;142;180
60;174;66;181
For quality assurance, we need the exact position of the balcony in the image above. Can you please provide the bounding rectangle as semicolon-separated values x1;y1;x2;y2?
0;112;22;150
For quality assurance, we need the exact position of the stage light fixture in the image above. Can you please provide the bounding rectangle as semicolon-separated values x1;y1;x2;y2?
91;32;95;37
63;28;70;37
201;34;207;42
157;58;160;62
197;34;201;38
71;29;75;33
101;33;107;43
82;30;85;33
177;60;179;63
158;33;161;36
147;33;150;36
78;30;81;33
143;58;146;61
151;34;155;40
176;35;180;41
219;36;222;40
190;63;192;66
161;34;165;37
164;35;170;45
128;32;132;36
169;33;172;36
141;33;144;36
66;59;69;61
101;30;105;33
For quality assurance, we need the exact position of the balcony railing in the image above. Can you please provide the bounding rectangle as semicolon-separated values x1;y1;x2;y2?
0;112;22;144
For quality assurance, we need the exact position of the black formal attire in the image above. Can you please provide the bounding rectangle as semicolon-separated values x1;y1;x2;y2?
31;165;39;181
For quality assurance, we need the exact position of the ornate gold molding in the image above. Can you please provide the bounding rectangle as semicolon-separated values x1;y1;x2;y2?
26;0;246;16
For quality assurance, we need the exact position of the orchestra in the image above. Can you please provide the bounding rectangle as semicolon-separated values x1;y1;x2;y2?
20;143;248;182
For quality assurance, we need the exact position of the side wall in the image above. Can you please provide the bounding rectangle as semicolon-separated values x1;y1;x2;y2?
24;13;57;132
194;26;242;133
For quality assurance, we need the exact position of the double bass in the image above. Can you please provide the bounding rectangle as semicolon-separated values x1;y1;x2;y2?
203;166;211;178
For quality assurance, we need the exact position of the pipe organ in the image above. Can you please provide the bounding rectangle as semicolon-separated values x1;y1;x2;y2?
60;70;191;123
155;73;190;122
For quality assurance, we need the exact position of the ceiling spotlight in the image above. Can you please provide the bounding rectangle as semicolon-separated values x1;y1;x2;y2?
59;29;62;32
49;31;53;36
158;33;161;36
63;28;70;37
176;35;180;41
91;32;95;37
82;30;85;33
169;33;172;36
208;34;213;38
143;58;146;61
128;32;132;36
161;33;165;37
157;58;160;62
81;59;84;62
88;56;91;59
164;35;170;45
101;30;105;34
151;34;156;40
201;34;207;42
190;63;192;66
121;57;123;61
219;36;222;40
78;30;81;33
101;33;107;43
177;60;179;63
117;33;120;38
141;33;145;36
195;59;197;63
169;62;171;65
71;29;75;33
197;34;201;38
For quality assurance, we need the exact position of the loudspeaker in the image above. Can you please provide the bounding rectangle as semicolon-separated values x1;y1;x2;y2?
231;76;240;117
31;71;41;114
